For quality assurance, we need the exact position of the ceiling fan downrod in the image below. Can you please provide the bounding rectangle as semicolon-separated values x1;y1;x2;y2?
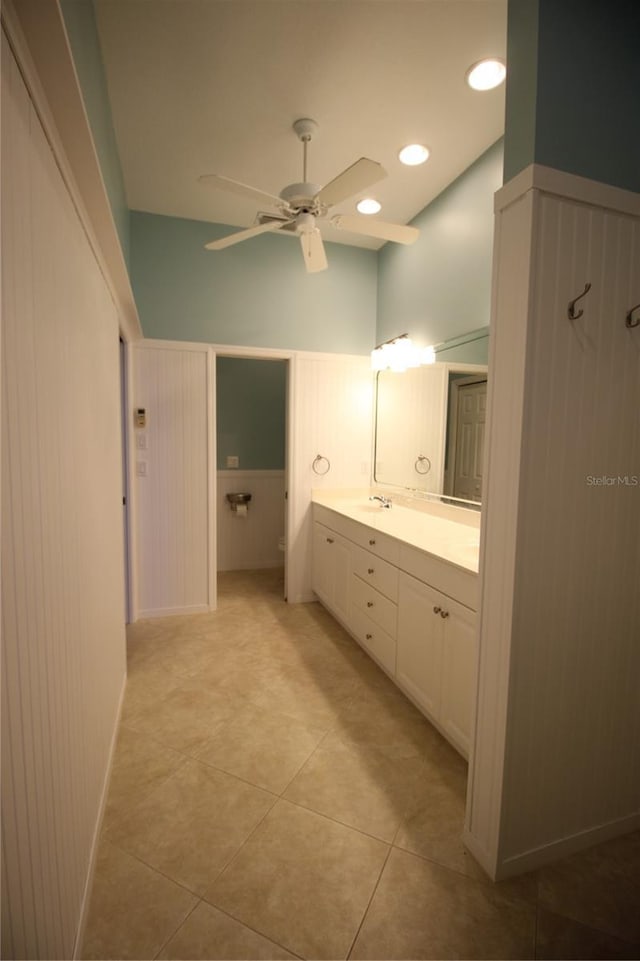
292;117;318;184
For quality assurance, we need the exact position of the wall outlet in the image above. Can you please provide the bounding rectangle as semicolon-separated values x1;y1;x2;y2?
136;461;147;476
226;455;239;468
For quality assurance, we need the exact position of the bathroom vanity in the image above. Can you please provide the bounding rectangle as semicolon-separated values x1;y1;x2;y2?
311;492;480;758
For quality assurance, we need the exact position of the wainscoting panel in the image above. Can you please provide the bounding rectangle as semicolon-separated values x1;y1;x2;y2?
133;342;212;617
1;33;126;959
217;470;285;571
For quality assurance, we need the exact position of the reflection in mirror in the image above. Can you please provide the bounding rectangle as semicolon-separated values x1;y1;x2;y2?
374;362;488;504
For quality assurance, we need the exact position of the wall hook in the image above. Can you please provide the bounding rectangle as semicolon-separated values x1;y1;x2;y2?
625;303;640;329
567;282;592;320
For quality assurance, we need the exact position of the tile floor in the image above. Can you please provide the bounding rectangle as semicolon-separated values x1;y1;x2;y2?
82;569;640;960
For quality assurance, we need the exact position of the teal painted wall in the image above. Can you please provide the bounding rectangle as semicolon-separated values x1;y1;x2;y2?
216;358;286;470
436;327;489;365
504;0;640;192
376;140;503;350
130;211;378;354
61;0;130;266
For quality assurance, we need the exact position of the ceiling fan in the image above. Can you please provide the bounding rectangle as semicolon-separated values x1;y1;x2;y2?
199;118;419;273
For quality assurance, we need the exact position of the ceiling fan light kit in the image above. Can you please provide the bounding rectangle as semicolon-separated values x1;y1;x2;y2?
200;119;419;272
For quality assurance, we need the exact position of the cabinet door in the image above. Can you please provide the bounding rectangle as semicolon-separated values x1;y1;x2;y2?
312;522;333;606
440;599;477;758
312;522;351;625
397;573;444;719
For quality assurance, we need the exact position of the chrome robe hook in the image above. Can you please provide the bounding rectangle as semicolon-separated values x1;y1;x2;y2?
568;282;591;320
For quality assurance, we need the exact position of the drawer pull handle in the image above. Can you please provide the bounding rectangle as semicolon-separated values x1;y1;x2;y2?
326;537;334;544
365;633;373;640
369;539;376;546
440;610;450;619
367;568;375;574
367;601;374;608
433;606;441;614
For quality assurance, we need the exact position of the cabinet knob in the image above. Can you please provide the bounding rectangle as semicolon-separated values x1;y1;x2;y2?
433;606;441;614
326;537;334;544
367;601;374;608
440;610;449;619
367;568;374;574
369;539;376;545
365;633;373;640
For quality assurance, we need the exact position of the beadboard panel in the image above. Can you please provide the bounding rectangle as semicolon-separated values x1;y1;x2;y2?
288;354;373;603
1;33;126;960
466;168;640;878
217;470;285;571
133;343;212;616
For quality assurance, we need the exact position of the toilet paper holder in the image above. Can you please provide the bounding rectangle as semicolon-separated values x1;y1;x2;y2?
226;492;252;512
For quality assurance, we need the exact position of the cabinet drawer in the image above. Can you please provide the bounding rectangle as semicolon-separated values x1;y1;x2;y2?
349;605;396;676
351;574;397;638
351;544;399;602
349;524;400;566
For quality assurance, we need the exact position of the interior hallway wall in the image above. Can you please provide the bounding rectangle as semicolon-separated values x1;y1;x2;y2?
1;33;126;959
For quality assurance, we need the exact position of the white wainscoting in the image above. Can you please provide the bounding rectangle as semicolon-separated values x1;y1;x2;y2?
133;342;214;618
288;353;374;603
465;164;640;880
1;32;127;959
217;470;285;571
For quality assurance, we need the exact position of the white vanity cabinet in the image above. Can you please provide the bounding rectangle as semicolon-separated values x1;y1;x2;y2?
311;501;479;758
312;521;351;626
397;572;476;757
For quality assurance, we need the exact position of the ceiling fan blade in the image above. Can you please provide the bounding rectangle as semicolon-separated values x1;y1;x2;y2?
330;214;419;245
316;158;386;208
205;220;290;250
300;229;328;273
199;172;285;208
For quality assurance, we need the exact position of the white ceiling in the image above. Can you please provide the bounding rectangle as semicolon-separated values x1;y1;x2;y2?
95;0;507;250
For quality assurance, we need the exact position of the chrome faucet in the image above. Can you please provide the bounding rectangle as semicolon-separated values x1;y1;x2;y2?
369;495;392;509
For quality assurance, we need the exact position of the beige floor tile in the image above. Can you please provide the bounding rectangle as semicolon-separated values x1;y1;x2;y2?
206;798;389;960
105;759;275;894
196;705;327;794
103;725;187;831
284;730;426;841
158;901;297;960
350;847;536;960
334;687;442;759
123;676;240;755
537;830;640;944
81;841;197;960
535;907;640;960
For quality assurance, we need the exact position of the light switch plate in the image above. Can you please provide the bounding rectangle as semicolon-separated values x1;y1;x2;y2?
227;455;239;468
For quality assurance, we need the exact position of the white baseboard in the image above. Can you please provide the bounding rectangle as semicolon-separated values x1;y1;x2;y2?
73;671;127;958
136;603;211;619
464;811;640;882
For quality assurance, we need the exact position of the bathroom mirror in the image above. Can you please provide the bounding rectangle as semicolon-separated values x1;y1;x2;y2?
374;347;488;504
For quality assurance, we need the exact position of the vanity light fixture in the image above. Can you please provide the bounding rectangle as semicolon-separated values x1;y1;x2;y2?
398;144;430;166
356;198;382;215
465;58;506;91
421;345;436;364
371;334;421;372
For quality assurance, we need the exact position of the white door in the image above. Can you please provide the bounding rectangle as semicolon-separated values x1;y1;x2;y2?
453;380;486;501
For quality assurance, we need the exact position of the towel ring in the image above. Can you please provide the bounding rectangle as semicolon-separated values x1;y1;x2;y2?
415;455;431;475
312;454;330;475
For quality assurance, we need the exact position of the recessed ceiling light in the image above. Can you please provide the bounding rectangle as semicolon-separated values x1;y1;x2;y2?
356;198;382;215
398;144;430;166
466;58;506;91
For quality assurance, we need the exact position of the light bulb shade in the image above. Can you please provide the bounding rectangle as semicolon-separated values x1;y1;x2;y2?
466;58;506;91
398;144;430;166
357;198;382;215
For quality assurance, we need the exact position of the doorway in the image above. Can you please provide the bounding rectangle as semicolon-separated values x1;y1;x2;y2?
119;337;132;622
215;356;289;598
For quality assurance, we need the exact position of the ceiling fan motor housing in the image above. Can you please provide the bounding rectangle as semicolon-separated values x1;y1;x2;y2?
279;182;323;212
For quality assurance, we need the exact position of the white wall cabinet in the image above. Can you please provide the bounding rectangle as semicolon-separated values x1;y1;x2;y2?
312;504;478;757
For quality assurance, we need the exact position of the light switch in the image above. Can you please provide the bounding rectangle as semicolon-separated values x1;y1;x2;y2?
136;433;147;450
136;462;147;476
227;455;239;468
